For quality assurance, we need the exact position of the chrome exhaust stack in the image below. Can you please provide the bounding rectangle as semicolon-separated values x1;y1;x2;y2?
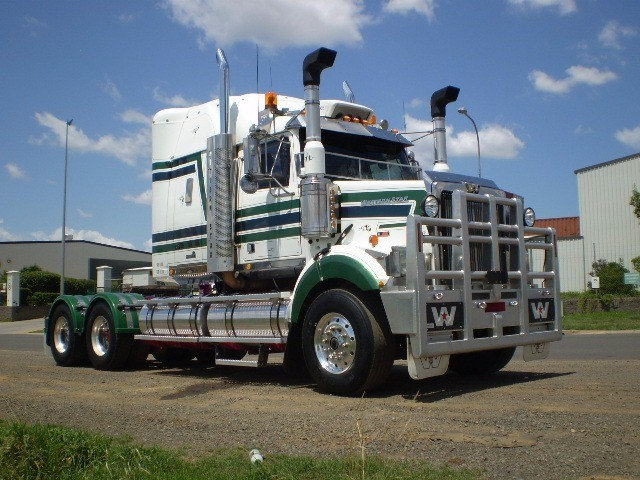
431;86;460;172
207;48;234;273
216;48;230;134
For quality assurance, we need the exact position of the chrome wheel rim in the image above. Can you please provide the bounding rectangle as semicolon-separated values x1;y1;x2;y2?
91;316;111;357
53;316;70;354
314;313;356;375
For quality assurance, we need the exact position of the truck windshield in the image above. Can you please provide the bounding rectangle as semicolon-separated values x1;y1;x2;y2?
320;130;419;181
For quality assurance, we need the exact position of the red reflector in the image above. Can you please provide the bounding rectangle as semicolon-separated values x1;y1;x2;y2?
505;191;515;198
485;302;506;312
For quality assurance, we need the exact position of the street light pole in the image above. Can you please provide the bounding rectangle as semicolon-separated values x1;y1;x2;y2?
457;107;481;178
60;119;73;295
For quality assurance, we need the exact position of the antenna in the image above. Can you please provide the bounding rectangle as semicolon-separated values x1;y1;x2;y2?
342;81;355;102
269;62;273;90
256;43;260;125
402;100;406;131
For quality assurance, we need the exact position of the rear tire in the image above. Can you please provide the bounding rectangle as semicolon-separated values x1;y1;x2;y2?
302;289;394;396
85;304;133;370
50;304;86;366
448;347;516;375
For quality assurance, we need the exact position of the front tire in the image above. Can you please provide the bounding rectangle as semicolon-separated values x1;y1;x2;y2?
448;347;516;375
50;304;86;366
302;289;393;396
85;304;133;370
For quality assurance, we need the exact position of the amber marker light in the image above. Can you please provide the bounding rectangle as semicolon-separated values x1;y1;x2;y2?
369;114;377;125
368;234;379;247
343;115;352;122
265;91;278;109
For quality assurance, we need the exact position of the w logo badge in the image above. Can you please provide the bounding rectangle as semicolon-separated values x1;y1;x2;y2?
528;299;555;322
431;306;456;327
427;302;463;330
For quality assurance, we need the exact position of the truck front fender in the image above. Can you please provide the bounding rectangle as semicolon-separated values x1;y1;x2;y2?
290;250;385;324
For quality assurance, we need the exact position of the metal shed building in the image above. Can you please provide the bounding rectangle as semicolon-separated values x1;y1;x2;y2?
575;152;640;280
0;240;151;280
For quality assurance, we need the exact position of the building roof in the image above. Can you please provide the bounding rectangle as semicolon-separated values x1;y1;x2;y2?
536;216;580;238
0;240;150;255
574;152;640;175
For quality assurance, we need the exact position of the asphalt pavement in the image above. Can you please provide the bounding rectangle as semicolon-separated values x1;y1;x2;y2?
1;318;638;360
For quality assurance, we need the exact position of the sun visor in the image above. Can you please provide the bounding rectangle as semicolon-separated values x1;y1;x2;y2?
287;116;412;146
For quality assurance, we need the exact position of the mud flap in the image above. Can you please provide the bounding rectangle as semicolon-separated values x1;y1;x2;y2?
407;339;449;380
522;342;550;361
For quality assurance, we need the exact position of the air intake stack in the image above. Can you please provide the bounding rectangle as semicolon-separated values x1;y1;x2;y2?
299;47;338;242
430;86;460;172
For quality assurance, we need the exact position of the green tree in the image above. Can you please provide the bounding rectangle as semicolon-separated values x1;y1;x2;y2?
631;187;640;220
631;256;640;275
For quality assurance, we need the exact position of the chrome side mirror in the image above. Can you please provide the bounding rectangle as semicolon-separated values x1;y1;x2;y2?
243;133;260;174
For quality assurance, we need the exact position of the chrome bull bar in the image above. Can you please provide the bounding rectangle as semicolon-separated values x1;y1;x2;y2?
404;190;562;358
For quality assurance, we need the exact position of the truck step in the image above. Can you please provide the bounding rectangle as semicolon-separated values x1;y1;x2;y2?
217;345;269;368
215;358;268;367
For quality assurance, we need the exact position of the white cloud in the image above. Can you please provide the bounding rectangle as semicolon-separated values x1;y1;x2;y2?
153;87;198;107
614;125;640;150
122;189;152;206
507;0;577;15
163;0;371;50
33;112;150;166
529;65;617;94
574;124;593;135
143;238;152;252
0;219;20;241
404;114;525;169
118;13;137;23
76;208;93;218
407;98;424;109
31;227;136;250
23;16;47;36
598;20;637;49
383;0;436;21
5;163;28;180
120;109;150;125
101;77;122;102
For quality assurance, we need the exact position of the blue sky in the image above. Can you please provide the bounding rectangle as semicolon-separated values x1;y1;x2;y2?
1;0;639;251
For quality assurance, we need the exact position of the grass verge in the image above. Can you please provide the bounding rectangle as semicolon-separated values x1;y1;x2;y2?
563;310;640;330
0;420;477;480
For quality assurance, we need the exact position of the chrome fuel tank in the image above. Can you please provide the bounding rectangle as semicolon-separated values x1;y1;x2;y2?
138;303;205;336
206;300;288;338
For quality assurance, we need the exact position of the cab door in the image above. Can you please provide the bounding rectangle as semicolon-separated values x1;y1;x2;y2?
236;133;302;264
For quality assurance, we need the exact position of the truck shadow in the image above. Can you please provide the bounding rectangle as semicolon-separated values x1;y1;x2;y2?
145;360;573;402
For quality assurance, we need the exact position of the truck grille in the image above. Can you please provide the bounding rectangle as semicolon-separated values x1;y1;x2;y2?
439;190;518;274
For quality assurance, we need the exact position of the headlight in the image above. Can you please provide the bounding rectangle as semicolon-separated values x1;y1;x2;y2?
421;195;439;217
524;207;535;227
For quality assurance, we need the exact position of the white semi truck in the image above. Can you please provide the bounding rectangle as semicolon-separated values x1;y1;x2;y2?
45;47;561;395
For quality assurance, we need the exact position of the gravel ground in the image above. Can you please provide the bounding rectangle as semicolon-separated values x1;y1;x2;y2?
0;344;638;480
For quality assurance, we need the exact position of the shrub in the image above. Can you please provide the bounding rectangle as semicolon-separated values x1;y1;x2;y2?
599;293;615;311
632;256;640;275
21;271;59;295
28;292;59;307
590;259;635;296
64;278;96;295
19;288;31;305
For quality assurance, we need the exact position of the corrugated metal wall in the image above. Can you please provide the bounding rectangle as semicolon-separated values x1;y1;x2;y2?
577;155;640;276
529;237;585;292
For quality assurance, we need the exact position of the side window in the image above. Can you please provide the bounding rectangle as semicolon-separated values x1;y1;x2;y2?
258;138;290;189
